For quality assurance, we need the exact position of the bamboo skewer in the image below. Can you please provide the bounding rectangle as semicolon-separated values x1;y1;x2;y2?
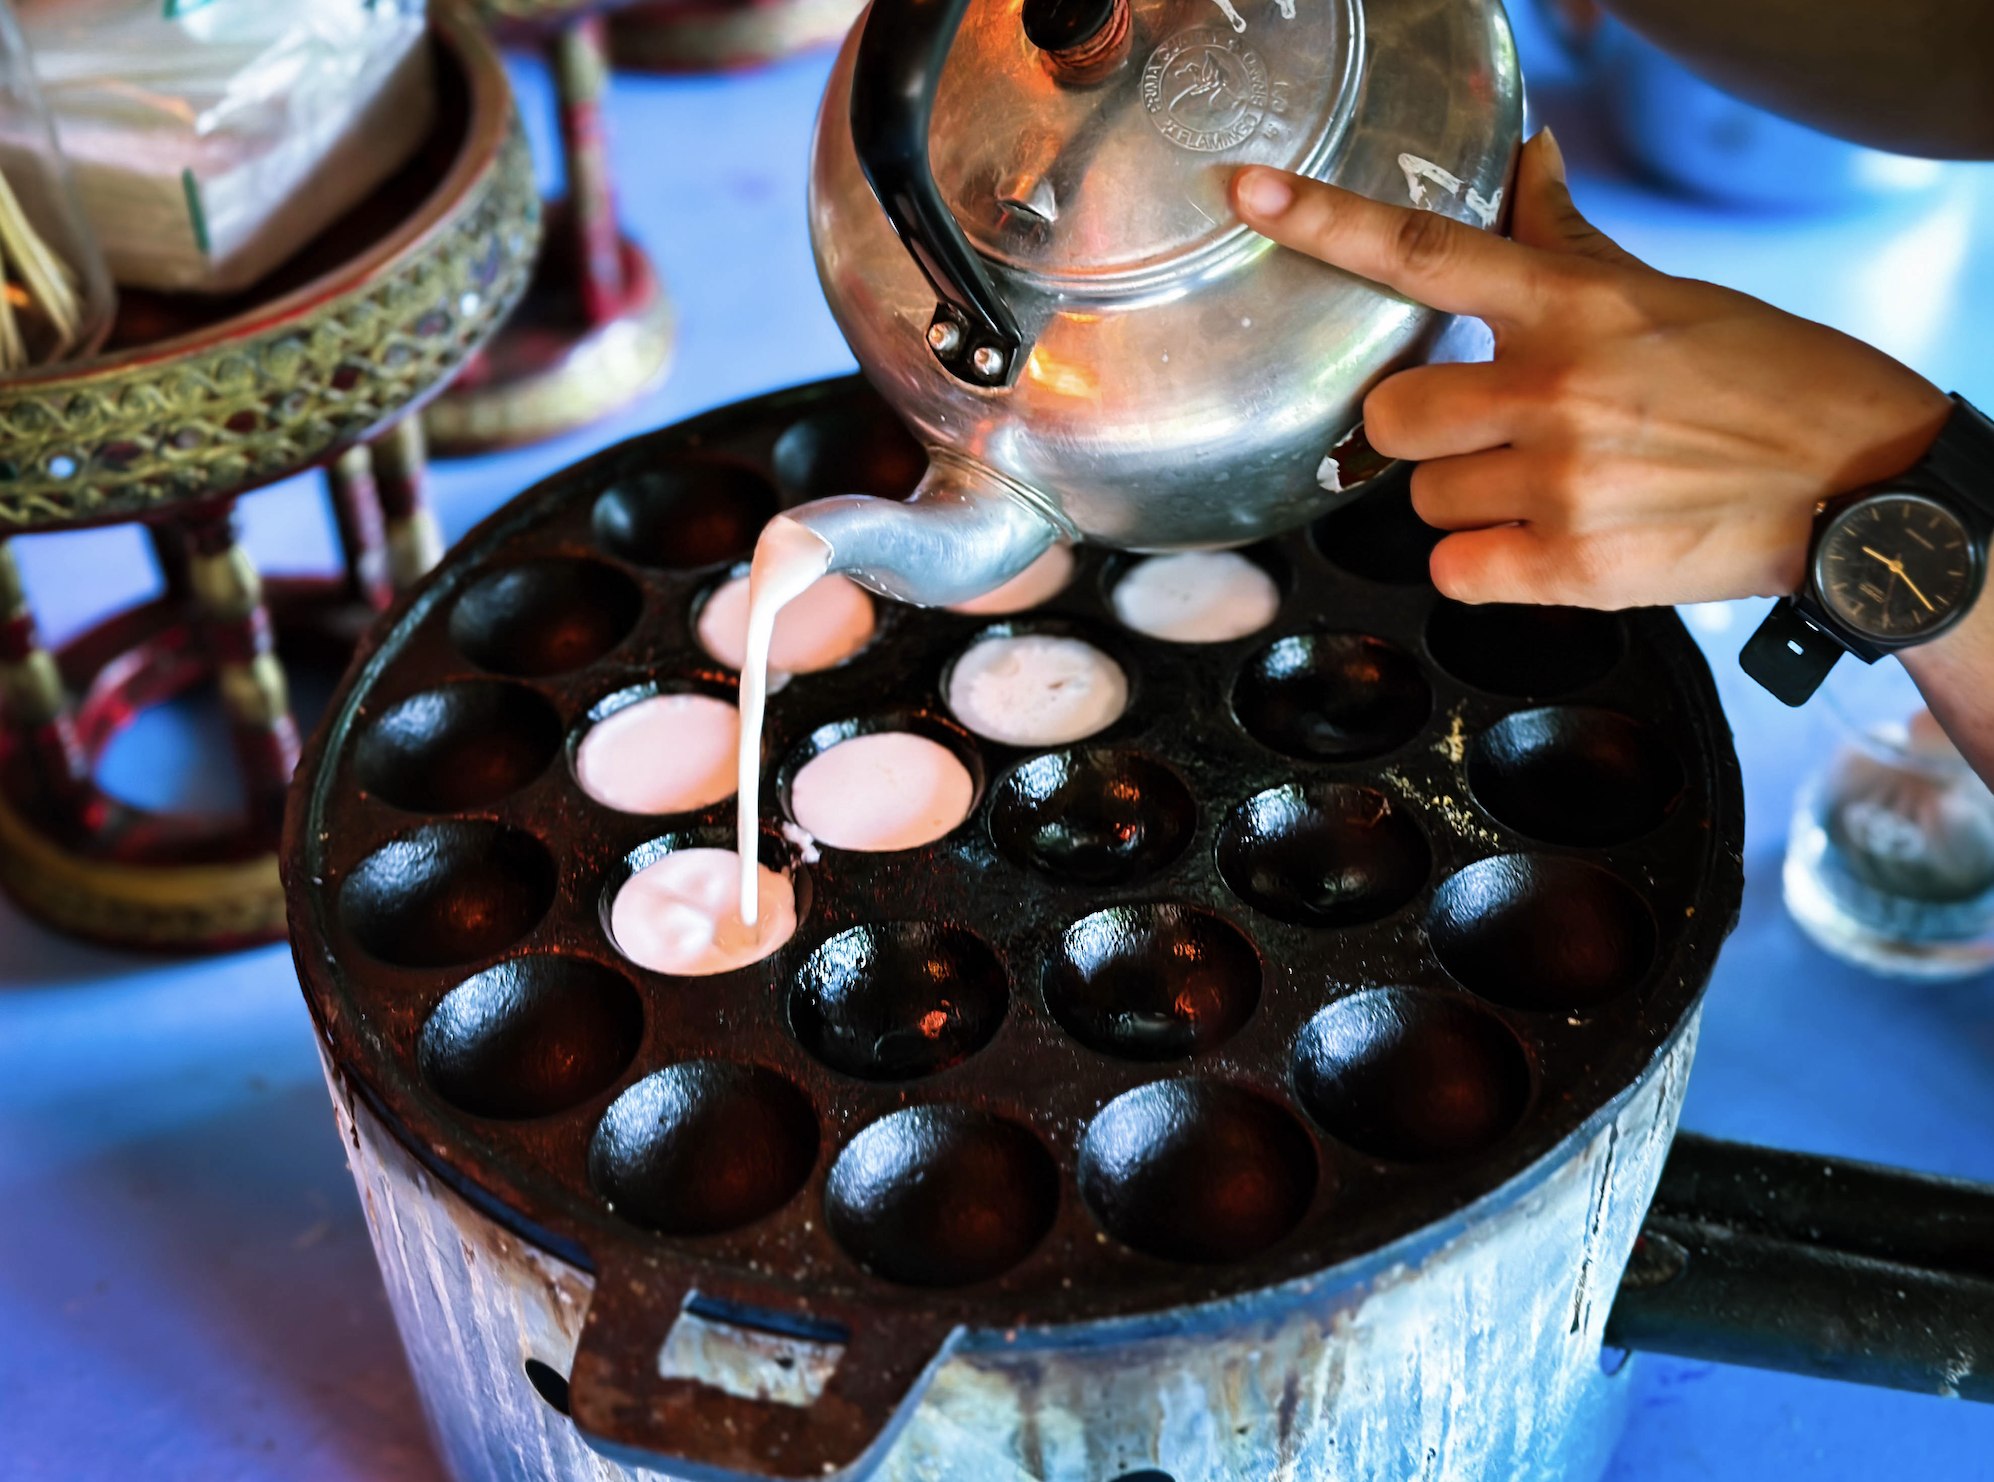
0;166;83;370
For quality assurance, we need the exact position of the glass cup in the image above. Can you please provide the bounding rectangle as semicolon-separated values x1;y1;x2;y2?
1784;661;1994;979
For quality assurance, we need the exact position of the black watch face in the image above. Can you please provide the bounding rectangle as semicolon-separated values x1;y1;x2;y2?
1814;492;1981;644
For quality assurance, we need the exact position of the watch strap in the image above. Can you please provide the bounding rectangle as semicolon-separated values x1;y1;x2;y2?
1740;600;1845;706
1923;394;1994;526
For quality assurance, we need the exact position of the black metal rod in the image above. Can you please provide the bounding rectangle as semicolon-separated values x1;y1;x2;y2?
1607;1133;1994;1402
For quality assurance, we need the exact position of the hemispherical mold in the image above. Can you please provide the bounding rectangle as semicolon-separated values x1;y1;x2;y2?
779;713;986;840
1428;855;1658;1012
789;923;1008;1081
1043;906;1261;1062
1469;707;1685;846
353;680;562;812
825;1105;1059;1286
1079;1080;1318;1264
1102;545;1288;645
944;621;1134;749
339;822;556;969
1291;988;1533;1161
419;956;643;1119
1217;783;1430;927
449;558;642;678
989;749;1196;885
1232;633;1431;762
591;458;778;570
602;827;810;979
1425;601;1623;699
773;400;927;503
589;1062;817;1235
1311;486;1441;585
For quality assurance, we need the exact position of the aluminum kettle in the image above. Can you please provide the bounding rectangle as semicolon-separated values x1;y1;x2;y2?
792;0;1524;605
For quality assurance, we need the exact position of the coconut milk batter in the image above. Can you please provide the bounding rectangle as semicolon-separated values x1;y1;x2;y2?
575;693;739;815
790;732;974;851
698;570;875;674
947;543;1076;616
610;847;796;975
1111;551;1280;643
947;633;1129;747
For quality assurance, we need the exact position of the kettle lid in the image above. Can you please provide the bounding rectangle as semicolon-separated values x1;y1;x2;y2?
930;0;1358;284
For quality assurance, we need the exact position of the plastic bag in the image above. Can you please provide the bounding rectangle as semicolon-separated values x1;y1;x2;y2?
15;0;434;294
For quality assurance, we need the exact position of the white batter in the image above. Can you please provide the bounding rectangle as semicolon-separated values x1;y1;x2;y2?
610;847;796;976
736;516;835;927
575;693;739;815
790;732;974;851
698;570;876;674
946;543;1077;616
947;633;1129;747
1110;551;1280;643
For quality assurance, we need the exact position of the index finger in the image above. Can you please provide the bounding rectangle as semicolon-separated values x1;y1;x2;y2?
1232;166;1541;323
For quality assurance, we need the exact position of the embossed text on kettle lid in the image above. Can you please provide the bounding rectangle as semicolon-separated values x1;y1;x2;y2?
930;0;1359;285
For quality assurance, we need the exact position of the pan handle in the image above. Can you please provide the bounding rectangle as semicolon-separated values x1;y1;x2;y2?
567;1259;962;1481
1606;1132;1994;1401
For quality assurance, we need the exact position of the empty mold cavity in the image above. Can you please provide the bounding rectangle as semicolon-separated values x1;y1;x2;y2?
449;558;641;678
1079;1080;1317;1264
825;1105;1058;1286
339;822;555;968
990;749;1196;886
591;459;778;570
1425;602;1622;699
1108;550;1282;644
1469;707;1684;847
590;1062;817;1235
352;680;562;812
946;628;1130;748
1218;783;1430;927
1428;855;1658;1011
773;401;927;503
789;923;1008;1081
1311;486;1441;585
786;722;979;853
1291;988;1532;1161
1044;905;1260;1062
419;956;642;1119
1232;633;1431;762
575;689;740;816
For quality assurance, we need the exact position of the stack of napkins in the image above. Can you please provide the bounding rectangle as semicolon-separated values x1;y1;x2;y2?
17;0;436;294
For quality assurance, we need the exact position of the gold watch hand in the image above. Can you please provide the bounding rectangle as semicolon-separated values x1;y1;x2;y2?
1859;545;1936;612
1860;544;1901;572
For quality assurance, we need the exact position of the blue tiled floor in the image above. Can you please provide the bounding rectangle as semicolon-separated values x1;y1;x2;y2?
2;21;1991;1482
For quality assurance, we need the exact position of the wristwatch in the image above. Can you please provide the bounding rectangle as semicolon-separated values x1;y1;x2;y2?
1741;393;1994;706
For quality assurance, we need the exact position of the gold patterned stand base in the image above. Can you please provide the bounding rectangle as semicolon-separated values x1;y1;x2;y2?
610;0;862;70
423;226;674;455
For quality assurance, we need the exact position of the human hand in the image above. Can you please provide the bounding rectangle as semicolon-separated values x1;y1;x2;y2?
1231;132;1953;609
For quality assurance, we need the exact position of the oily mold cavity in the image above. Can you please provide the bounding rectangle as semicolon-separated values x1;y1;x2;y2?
353;679;562;812
589;1062;818;1235
449;557;641;678
1218;783;1430;927
1043;905;1261;1062
1079;1080;1318;1264
592;458;778;570
420;956;643;1119
1428;855;1659;1012
1232;633;1431;762
1291;988;1533;1162
1425;601;1623;699
825;1105;1059;1286
1469;707;1685;846
773;399;927;503
788;923;1008;1082
989;748;1196;886
339;821;556;969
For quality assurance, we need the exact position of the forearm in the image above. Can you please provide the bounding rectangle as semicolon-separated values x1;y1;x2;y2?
1602;0;1994;159
1901;596;1994;786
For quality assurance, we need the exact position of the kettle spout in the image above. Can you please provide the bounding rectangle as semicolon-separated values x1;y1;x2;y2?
779;451;1062;608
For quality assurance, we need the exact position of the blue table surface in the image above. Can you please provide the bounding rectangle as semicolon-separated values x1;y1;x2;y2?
4;19;1993;1482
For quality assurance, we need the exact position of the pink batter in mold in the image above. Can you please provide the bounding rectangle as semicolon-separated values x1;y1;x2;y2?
789;732;974;852
610;847;796;976
697;570;876;674
576;693;739;815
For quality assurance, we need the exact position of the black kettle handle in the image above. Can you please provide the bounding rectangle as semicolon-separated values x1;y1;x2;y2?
1607;1132;1994;1402
850;0;1024;384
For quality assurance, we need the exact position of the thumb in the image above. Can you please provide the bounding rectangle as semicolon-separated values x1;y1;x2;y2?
1508;129;1632;265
